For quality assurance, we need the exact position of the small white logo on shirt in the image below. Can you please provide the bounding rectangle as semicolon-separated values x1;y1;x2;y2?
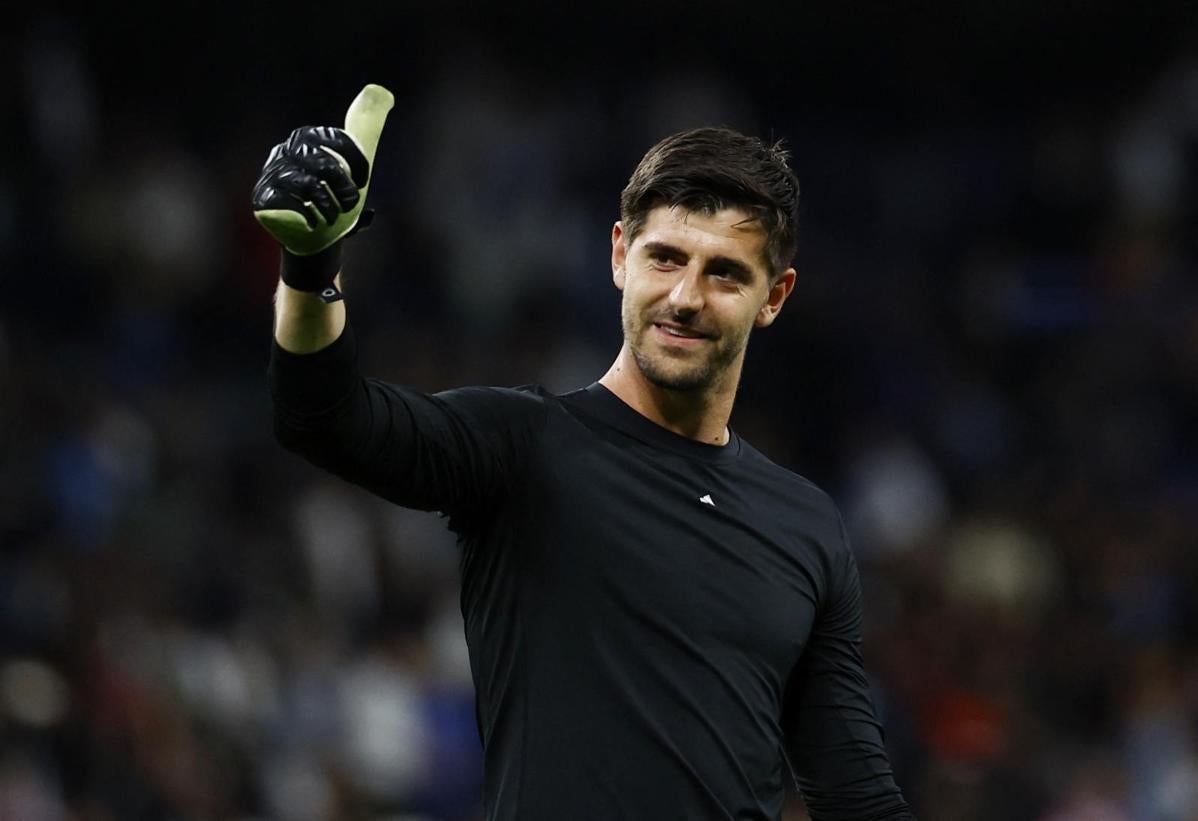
699;494;715;507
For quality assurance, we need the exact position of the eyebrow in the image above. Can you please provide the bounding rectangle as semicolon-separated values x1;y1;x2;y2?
642;241;759;282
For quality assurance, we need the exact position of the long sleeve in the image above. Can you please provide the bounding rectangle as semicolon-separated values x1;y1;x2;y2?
781;521;915;821
268;319;549;528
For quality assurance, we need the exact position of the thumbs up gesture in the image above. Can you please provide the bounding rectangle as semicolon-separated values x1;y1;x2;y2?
252;84;393;300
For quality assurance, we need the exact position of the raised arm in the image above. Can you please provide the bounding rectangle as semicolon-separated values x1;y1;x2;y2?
255;85;547;530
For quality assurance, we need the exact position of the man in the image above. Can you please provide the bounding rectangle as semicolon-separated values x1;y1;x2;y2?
256;85;914;820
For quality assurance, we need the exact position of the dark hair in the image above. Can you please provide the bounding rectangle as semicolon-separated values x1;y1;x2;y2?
620;126;800;279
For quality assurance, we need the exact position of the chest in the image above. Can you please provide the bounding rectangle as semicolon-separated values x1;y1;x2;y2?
519;436;822;676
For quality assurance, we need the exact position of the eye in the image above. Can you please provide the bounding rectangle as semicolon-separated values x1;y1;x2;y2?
648;250;678;268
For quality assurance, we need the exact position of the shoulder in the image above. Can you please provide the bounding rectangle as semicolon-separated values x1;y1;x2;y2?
420;384;556;438
735;438;853;584
737;438;845;534
432;383;555;404
429;384;556;415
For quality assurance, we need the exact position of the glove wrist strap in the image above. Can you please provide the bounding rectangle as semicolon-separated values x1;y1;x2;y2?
279;243;344;304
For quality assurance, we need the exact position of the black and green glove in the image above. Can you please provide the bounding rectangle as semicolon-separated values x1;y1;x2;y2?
252;83;394;303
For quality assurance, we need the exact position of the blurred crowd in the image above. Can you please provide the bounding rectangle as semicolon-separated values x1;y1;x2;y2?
3;8;1197;821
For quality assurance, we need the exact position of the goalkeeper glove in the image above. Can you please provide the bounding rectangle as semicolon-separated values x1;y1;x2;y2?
252;83;393;303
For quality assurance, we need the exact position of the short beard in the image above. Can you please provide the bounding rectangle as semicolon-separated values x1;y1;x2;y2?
624;306;747;394
629;343;719;392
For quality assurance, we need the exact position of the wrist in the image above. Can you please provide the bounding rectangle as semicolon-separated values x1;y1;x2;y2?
279;243;344;303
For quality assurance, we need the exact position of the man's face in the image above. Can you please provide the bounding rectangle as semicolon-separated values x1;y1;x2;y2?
612;205;794;393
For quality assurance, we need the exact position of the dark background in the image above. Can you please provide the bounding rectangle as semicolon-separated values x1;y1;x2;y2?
3;3;1197;819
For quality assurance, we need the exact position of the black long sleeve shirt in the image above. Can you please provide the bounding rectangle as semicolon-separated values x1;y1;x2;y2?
268;320;914;821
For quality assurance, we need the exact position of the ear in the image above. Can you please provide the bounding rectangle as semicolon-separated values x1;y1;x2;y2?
755;268;796;328
611;221;627;291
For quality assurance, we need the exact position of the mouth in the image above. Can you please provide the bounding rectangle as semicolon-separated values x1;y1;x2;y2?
653;322;709;345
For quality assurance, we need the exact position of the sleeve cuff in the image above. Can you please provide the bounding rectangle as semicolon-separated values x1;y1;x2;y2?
268;319;360;416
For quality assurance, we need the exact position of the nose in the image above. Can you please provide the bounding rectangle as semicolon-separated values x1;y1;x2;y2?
667;264;704;315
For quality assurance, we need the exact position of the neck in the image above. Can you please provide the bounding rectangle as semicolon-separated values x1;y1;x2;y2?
598;344;738;446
